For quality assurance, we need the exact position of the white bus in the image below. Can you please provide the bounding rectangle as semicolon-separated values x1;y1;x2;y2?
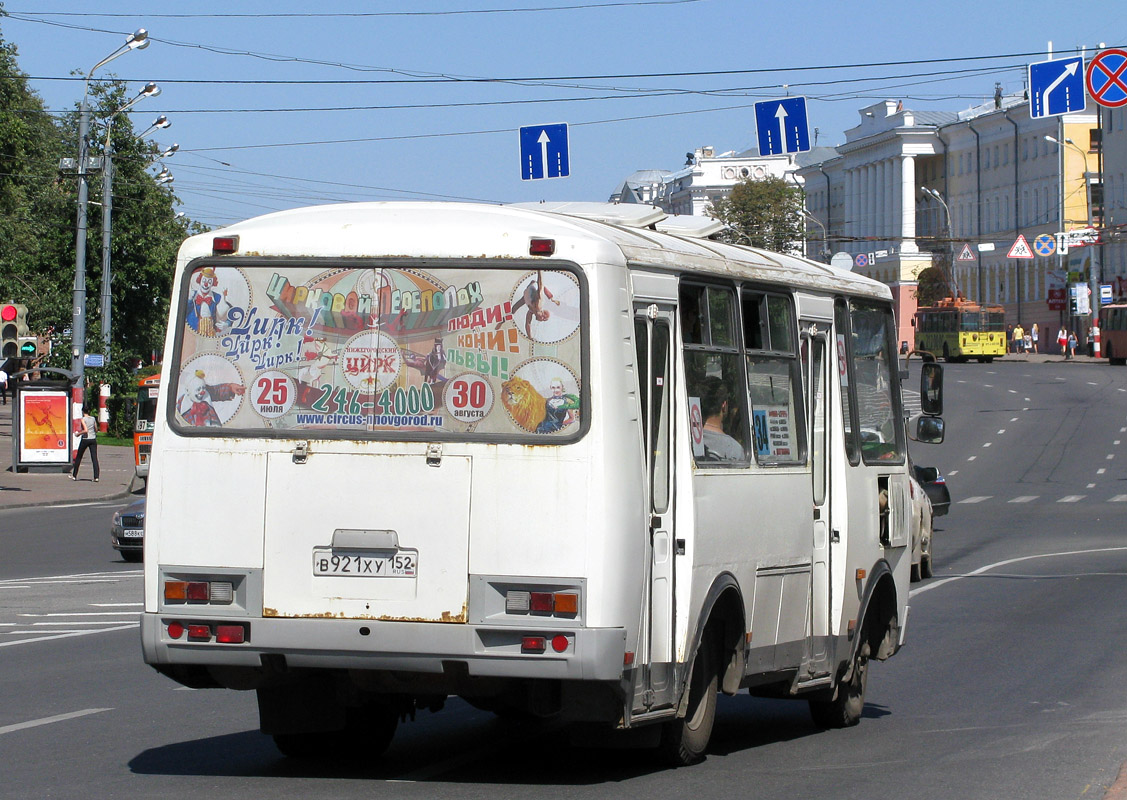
142;201;944;765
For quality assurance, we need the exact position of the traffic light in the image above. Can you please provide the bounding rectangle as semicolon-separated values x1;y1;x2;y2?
1;303;28;359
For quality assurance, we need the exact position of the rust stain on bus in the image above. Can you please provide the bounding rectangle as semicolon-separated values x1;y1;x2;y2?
260;604;467;623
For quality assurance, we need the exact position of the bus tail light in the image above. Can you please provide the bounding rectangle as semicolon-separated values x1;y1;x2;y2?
212;235;239;255
164;579;234;605
187;624;211;641
215;625;246;644
504;589;580;617
521;636;547;653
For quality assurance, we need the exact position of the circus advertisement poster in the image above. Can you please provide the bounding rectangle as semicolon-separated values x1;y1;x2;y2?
18;390;71;464
174;264;584;438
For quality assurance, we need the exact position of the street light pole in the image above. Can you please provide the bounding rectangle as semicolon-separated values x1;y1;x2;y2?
921;186;958;297
1045;134;1097;344
70;28;148;387
99;89;163;359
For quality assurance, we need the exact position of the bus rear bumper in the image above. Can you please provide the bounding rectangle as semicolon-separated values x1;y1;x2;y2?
140;613;627;684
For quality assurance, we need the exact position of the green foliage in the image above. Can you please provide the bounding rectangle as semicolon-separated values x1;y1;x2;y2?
0;17;192;428
707;175;805;254
915;265;953;307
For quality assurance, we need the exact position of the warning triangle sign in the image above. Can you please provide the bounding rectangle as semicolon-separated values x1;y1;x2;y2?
1008;234;1034;259
957;243;975;261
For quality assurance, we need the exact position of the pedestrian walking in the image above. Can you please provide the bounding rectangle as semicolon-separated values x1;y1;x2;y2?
1067;330;1078;360
71;407;100;481
1012;323;1025;354
1024;333;1032;352
1031;323;1039;354
1058;326;1068;355
0;365;7;405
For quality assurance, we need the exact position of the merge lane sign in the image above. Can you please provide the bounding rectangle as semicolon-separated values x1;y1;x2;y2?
520;123;570;180
754;97;811;156
1028;56;1085;118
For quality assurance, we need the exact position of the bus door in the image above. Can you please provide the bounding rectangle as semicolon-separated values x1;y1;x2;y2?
801;321;834;680
633;303;677;712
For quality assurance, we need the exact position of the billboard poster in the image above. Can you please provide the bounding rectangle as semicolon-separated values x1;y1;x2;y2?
18;390;71;464
172;264;584;440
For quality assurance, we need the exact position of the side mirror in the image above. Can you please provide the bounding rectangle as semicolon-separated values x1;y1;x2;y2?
920;362;943;416
916;415;945;444
915;465;939;483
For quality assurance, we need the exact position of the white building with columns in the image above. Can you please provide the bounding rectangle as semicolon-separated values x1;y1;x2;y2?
797;95;1100;350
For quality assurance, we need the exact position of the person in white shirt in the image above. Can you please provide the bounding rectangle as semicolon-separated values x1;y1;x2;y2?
71;408;100;481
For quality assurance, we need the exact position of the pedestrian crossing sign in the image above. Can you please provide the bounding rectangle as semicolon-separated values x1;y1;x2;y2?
1007;235;1034;259
957;243;976;262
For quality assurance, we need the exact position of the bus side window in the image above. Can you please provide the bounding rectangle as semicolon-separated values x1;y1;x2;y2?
742;290;804;465
835;299;859;464
682;282;749;465
849;301;905;464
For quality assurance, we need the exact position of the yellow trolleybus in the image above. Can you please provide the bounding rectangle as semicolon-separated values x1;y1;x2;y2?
913;296;1006;363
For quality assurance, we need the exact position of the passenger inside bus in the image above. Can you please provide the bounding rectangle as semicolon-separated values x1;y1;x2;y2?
699;376;745;462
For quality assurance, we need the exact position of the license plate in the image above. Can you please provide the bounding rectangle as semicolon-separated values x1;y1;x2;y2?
312;549;417;577
122;529;143;538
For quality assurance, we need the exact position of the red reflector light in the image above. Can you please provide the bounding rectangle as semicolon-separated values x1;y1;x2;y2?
212;235;239;255
521;636;547;653
529;238;555;256
529;592;554;613
167;622;184;639
215;625;245;644
187;624;211;641
551;635;569;653
186;582;209;602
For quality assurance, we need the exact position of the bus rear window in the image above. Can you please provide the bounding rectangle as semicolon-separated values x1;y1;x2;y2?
170;262;584;441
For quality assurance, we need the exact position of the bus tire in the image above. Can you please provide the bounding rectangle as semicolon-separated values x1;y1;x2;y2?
660;633;718;766
809;640;870;729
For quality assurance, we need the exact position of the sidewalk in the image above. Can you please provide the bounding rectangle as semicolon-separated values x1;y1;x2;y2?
0;401;140;511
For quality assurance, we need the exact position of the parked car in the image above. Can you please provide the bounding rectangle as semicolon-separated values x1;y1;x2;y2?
111;496;146;563
913;463;951;517
908;471;934;582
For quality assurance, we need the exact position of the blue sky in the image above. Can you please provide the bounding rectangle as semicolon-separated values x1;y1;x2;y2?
6;1;1125;229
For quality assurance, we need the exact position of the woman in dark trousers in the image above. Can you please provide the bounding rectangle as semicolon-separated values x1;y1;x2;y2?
71;408;100;481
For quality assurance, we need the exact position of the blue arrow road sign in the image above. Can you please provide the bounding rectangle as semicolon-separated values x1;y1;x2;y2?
754;97;810;156
1028;56;1085;118
520;123;570;180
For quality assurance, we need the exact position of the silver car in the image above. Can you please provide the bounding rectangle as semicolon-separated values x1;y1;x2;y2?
111;496;145;563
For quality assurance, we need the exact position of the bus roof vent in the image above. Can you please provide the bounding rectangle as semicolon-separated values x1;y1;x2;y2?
654;216;726;239
509;201;667;229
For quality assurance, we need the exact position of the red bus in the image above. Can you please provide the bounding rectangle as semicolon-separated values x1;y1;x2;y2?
134;369;161;479
1100;304;1127;365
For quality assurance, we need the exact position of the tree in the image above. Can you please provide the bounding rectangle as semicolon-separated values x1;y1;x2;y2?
707;175;804;254
915;265;954;307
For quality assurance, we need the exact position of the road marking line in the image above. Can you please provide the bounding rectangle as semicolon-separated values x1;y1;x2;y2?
0;570;141;586
1087;483;1096;489
28;621;137;626
967;456;977;461
18;617;143;621
1110;495;1127;503
1109;454;1116;460
90;603;143;608
1058;496;1086;503
959;496;992;504
1008;389;1017;394
948;470;959;476
0;708;112;736
1011;418;1019;422
1009;496;1038;503
1089;382;1099;386
1116;441;1122;446
983;442;992;448
1099;468;1107;474
998;430;1006;435
0;623;139;648
911;546;1127;598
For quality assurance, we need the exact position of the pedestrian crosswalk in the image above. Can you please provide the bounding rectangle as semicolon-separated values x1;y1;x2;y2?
956;494;1127;506
0;570;141;648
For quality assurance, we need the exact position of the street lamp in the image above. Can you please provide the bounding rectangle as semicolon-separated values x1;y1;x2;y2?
1045;134;1098;339
921;187;959;297
70;28;149;387
99;87;161;358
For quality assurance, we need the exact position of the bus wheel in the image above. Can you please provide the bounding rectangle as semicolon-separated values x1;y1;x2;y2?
809;640;870;729
660;633;718;766
272;705;398;760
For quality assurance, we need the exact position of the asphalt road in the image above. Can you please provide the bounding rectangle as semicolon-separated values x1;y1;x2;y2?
2;360;1127;799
